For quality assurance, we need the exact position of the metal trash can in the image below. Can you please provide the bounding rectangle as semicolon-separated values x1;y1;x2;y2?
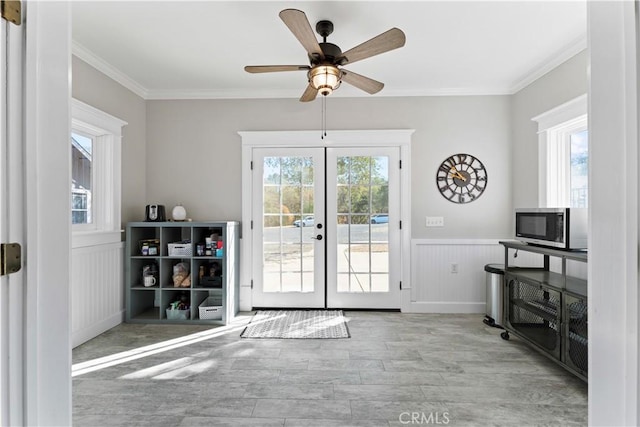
483;263;504;328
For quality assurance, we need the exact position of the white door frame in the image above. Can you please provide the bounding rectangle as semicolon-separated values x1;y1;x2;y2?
240;129;414;312
1;7;25;425
587;1;640;424
0;2;72;425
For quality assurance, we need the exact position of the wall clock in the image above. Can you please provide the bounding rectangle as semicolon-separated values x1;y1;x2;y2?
436;153;487;204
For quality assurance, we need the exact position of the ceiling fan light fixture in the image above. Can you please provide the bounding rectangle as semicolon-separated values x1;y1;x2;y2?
309;65;342;96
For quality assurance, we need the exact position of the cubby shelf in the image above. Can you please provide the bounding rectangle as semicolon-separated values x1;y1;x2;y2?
125;221;240;324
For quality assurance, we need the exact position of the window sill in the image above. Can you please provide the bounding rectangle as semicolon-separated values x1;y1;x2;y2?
72;230;123;249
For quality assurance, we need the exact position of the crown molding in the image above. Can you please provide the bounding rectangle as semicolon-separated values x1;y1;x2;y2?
72;41;149;99
144;86;514;100
73;39;586;101
508;36;587;94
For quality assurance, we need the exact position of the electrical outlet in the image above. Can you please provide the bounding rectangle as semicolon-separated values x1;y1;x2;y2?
450;263;459;274
426;216;444;227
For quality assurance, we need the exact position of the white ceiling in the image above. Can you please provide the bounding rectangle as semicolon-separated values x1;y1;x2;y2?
71;1;587;100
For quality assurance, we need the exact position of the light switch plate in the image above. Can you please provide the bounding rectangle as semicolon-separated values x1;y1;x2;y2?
426;216;444;227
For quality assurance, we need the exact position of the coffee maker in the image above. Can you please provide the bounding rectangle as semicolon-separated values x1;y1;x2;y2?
145;204;166;222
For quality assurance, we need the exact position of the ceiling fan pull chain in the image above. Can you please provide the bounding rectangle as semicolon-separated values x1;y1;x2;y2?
324;96;327;138
321;96;326;139
320;96;323;139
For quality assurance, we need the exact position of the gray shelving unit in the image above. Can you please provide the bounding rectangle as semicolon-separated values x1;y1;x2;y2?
499;240;588;381
125;221;240;324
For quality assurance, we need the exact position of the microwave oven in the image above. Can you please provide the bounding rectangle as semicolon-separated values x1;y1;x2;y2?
515;208;587;250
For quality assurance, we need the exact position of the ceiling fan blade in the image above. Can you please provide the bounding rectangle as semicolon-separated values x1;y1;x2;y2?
245;65;310;73
300;84;318;102
342;28;406;65
341;69;384;94
279;9;324;59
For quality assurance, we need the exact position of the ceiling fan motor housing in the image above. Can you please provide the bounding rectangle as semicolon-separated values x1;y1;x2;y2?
312;43;344;65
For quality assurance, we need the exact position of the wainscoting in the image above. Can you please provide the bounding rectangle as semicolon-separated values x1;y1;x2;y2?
71;241;124;347
409;239;555;313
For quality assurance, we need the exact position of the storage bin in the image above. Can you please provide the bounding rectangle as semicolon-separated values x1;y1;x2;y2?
199;297;223;320
200;276;222;288
165;308;190;320
168;241;192;257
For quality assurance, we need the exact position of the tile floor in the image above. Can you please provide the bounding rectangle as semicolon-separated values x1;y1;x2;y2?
72;312;587;426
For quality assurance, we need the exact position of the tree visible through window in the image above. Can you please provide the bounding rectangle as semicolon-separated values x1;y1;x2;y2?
71;132;93;224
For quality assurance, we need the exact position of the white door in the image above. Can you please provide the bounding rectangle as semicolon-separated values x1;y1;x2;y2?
251;146;401;309
326;147;401;309
252;148;326;308
1;9;25;425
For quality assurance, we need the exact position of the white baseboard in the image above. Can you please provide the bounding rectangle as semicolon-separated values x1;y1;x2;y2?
408;301;486;314
72;310;124;348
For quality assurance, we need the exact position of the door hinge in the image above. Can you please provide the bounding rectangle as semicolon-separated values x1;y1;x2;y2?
250;161;253;170
251;220;253;230
1;0;21;25
399;220;402;230
400;281;402;290
1;243;21;276
399;160;402;169
250;279;254;289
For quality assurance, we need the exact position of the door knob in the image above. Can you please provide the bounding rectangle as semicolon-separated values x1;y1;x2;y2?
311;235;323;241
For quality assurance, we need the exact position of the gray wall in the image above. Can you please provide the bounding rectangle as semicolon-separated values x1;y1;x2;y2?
72;49;588;239
147;95;512;238
511;50;589;209
72;56;147;225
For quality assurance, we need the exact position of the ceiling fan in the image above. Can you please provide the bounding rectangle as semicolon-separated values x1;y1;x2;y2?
245;9;406;102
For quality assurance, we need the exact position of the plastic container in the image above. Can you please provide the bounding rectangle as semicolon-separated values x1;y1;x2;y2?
198;297;223;320
165;309;190;320
168;241;192;257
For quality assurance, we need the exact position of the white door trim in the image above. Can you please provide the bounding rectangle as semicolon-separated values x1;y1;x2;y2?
1;8;25;426
23;2;72;425
587;1;640;424
239;129;414;312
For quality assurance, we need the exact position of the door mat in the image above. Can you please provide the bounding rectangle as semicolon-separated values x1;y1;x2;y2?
240;310;350;339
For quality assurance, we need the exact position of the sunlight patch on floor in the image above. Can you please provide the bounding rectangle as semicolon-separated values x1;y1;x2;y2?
72;318;253;377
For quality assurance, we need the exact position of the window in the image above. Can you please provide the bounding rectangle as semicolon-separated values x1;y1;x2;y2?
533;94;588;208
71;99;127;247
71;132;93;224
570;129;588;208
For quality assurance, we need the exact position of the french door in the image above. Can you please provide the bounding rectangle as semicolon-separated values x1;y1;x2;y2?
326;147;400;308
251;146;400;309
252;148;326;307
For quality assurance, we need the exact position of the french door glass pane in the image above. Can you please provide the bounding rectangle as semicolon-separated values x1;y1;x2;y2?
336;156;390;293
262;156;315;293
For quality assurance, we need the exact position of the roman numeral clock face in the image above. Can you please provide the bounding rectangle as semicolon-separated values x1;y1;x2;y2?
436;153;487;204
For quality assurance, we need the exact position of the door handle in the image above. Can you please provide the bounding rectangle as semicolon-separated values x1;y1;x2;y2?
311;235;323;241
